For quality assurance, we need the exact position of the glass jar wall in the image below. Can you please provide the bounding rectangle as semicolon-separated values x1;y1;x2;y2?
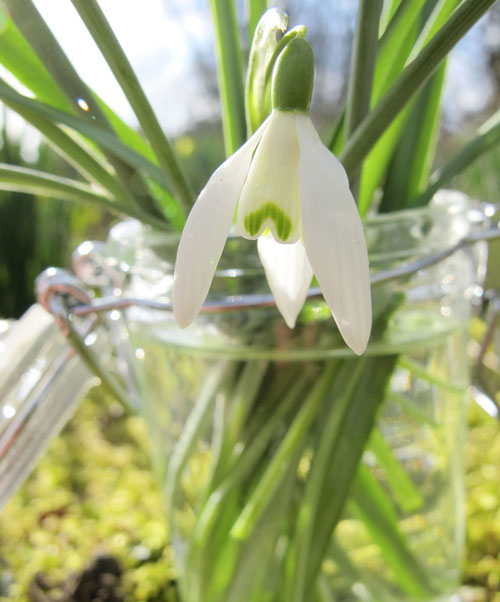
105;191;484;602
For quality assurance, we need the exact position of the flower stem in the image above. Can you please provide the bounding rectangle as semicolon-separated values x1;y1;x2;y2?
230;359;339;540
52;299;136;413
185;376;306;598
206;360;268;493
398;355;467;392
286;359;366;602
209;0;247;156
163;361;234;514
190;377;306;554
302;355;398;594
349;466;436;598
367;428;424;512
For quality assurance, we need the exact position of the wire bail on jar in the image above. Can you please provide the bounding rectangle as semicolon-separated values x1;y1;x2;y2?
36;218;500;417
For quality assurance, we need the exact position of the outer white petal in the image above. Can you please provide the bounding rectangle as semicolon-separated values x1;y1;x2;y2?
173;119;269;328
235;110;302;243
258;234;313;328
295;114;372;355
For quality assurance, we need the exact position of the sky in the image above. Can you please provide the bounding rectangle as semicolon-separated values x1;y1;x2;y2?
33;0;217;134
3;0;498;158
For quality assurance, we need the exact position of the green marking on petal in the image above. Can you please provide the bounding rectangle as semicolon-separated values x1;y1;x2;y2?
243;202;293;240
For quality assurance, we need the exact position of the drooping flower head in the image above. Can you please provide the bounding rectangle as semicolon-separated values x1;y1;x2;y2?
173;36;372;355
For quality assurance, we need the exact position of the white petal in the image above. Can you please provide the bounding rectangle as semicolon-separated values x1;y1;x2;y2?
258;234;313;328
235;110;302;243
173;119;269;328
295;114;372;355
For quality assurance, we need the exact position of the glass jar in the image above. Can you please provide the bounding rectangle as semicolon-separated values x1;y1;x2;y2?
105;190;485;602
0;305;97;510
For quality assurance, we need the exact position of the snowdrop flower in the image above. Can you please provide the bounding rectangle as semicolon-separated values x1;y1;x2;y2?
173;37;371;355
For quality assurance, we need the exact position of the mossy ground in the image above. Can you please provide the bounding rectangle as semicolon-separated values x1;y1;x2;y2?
0;390;178;602
464;400;500;601
1;385;499;601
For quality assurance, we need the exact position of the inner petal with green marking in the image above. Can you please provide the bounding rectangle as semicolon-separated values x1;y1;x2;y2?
236;110;302;243
243;202;293;240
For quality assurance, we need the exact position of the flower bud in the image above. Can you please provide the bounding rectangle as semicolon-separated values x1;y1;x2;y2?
271;37;314;113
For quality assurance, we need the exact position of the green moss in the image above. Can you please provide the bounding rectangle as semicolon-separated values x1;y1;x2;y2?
463;399;500;594
1;366;500;600
0;390;177;602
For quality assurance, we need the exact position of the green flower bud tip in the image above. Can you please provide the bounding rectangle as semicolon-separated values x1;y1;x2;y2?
271;36;314;113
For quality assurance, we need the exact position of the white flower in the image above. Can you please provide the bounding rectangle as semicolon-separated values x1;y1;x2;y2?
173;108;372;355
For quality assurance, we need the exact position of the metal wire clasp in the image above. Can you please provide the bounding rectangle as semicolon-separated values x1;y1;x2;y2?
38;224;500;318
36;222;500;416
36;268;93;334
35;258;137;413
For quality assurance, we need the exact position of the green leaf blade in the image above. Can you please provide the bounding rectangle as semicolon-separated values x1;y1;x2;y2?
0;163;170;230
340;0;497;191
209;0;246;156
70;0;192;214
344;0;383;195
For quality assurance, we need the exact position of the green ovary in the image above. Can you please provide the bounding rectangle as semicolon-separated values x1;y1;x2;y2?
243;202;293;240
